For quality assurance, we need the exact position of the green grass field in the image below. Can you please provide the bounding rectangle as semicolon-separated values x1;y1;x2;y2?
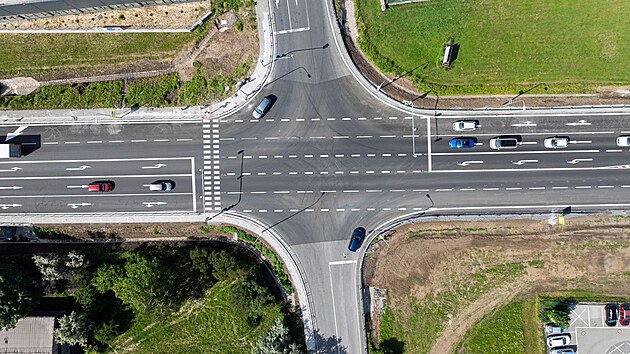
0;32;199;77
457;298;544;354
355;0;630;94
109;280;284;353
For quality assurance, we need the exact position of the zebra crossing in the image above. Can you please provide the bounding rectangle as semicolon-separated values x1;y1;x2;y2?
203;121;221;212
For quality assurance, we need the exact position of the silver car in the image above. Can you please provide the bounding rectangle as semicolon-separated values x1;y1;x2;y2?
252;96;272;119
148;180;174;192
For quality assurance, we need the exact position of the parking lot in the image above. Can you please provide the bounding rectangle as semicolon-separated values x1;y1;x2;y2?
567;304;630;353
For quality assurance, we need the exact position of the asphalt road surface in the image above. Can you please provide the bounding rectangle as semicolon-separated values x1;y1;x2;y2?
0;123;204;214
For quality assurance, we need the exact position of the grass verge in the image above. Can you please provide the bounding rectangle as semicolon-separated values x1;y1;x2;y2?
220;226;294;294
354;0;630;94
458;300;525;354
376;262;525;353
110;280;284;353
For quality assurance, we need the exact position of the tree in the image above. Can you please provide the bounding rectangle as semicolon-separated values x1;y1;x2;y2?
252;318;303;354
231;273;274;318
540;300;572;328
190;248;240;281
32;251;85;283
0;263;40;330
54;311;93;348
111;254;179;314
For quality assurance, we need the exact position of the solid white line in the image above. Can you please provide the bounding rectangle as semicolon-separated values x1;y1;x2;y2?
191;158;197;213
433;165;628;173
1;173;192;181
432;149;600;156
0;157;192;165
0;192;192;198
330;260;356;265
426;116;432;172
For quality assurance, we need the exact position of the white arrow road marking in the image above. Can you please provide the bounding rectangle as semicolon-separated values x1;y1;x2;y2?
568;158;593;164
65;165;91;171
512;160;539;165
0;167;22;172
66;185;88;189
0;204;21;209
143;201;167;207
565;120;591;126
68;203;92;209
457;160;484;166
511;121;537;127
141;163;167;169
0;186;22;190
5;126;28;142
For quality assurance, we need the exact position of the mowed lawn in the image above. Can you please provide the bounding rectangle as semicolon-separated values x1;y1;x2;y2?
355;0;630;94
0;31;201;77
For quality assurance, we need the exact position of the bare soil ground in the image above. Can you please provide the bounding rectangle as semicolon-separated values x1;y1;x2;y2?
363;215;630;353
1;2;210;30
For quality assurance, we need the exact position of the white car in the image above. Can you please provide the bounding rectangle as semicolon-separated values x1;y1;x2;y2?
617;136;630;147
453;120;478;131
547;334;570;348
148;180;175;192
544;137;569;149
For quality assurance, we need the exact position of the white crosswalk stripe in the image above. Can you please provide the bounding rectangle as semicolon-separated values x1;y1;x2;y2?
203;122;221;212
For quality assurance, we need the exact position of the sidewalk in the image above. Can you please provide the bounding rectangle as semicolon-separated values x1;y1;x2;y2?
204;0;276;120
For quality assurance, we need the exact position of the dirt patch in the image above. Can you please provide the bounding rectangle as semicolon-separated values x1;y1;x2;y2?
1;2;210;30
364;215;630;353
34;222;229;240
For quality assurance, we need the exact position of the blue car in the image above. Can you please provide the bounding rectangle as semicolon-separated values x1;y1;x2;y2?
449;137;477;149
348;227;366;252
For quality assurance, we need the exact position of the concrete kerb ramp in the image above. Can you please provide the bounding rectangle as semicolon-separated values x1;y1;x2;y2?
209;211;316;352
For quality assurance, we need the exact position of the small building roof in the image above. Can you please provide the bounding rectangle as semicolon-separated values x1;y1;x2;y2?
0;316;55;354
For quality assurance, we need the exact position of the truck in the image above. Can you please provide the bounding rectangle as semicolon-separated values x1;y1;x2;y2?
0;143;22;158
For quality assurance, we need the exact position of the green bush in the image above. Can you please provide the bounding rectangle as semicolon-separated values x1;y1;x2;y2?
124;74;180;107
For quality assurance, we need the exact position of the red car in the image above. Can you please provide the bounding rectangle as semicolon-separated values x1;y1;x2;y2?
88;181;115;192
620;303;630;326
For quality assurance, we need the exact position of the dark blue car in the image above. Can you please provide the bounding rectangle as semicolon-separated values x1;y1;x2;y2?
449;137;477;149
348;227;366;252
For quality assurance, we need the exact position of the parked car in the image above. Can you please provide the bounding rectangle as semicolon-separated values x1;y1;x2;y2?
88;180;114;192
348;227;366;252
550;348;575;354
605;303;619;326
547;334;570;348
452;120;478;132
148;180;175;192
545;324;568;334
620;303;630;326
449;137;477;149
489;136;520;150
617;136;630;147
544;137;569;149
252;96;273;119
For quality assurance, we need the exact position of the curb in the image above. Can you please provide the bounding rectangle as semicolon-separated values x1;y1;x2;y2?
210;211;317;353
205;0;276;120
